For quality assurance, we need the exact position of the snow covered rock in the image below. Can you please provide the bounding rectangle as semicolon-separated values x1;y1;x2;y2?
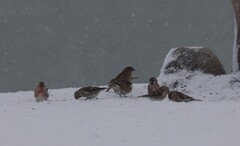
161;47;226;76
157;47;240;101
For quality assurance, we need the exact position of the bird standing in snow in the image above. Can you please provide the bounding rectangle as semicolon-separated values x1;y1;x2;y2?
74;86;107;100
140;77;169;100
111;80;133;97
168;91;202;102
34;81;49;102
147;77;160;95
106;66;136;92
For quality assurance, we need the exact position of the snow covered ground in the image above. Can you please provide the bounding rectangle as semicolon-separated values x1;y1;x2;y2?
0;74;240;146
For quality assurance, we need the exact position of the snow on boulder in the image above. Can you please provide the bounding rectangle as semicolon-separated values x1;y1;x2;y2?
156;47;240;101
160;47;226;76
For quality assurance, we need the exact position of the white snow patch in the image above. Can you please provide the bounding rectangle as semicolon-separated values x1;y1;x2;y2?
159;72;240;101
183;46;204;49
0;82;240;146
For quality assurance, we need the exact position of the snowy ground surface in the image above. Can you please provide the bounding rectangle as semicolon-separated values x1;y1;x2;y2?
1;74;240;146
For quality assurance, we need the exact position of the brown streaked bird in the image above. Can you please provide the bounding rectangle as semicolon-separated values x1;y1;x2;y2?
112;80;133;97
151;86;170;100
106;66;136;92
74;86;107;100
168;91;202;102
140;77;169;100
147;77;160;95
34;81;49;102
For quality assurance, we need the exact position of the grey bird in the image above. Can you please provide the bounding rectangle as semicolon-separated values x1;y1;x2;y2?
34;81;49;102
106;66;136;92
111;80;133;97
140;77;169;100
168;91;202;102
74;86;107;100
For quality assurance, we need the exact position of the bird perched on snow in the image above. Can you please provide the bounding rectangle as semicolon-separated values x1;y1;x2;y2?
147;77;160;95
106;66;136;92
74;86;107;100
111;80;133;97
140;77;169;100
149;86;170;100
168;91;202;102
34;81;49;102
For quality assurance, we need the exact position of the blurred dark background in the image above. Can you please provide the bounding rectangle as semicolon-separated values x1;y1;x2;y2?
0;0;234;92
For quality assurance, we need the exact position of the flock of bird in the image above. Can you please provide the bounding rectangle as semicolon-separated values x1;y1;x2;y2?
34;66;202;102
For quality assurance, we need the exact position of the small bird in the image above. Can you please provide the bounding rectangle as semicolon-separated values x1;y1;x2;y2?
106;66;136;92
112;80;133;97
74;86;107;100
151;86;170;100
34;81;49;102
140;77;169;100
147;77;160;95
168;91;202;102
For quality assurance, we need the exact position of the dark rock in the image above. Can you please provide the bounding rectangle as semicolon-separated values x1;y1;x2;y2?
162;47;226;76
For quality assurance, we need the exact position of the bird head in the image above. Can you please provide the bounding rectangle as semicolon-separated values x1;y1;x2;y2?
38;81;45;88
149;77;158;85
74;91;82;99
123;66;136;72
